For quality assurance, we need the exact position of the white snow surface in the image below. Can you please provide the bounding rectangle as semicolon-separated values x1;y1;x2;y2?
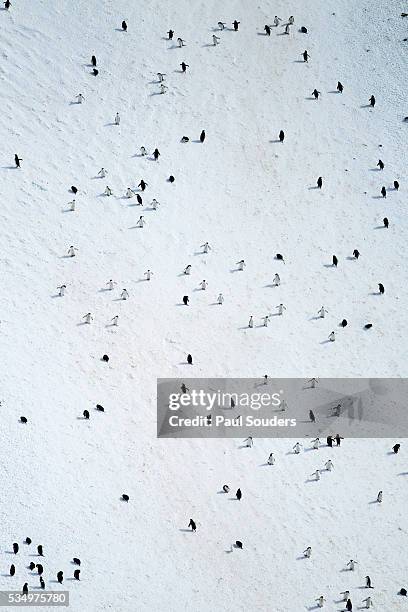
0;0;407;610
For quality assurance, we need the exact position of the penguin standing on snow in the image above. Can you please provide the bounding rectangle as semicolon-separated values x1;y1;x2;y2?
369;95;375;107
353;249;360;259
200;130;206;143
377;159;384;170
332;255;338;267
279;130;285;142
13;543;19;554
233;20;240;31
383;217;389;228
122;20;127;32
188;519;196;532
378;283;385;295
57;571;63;584
337;81;344;93
317;176;323;189
91;55;97;66
381;186;386;198
236;488;242;500
187;354;193;365
264;25;271;35
393;443;400;453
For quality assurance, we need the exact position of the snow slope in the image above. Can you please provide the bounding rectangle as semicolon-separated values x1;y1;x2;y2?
0;0;407;610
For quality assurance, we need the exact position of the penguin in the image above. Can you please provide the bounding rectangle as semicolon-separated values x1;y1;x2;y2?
71;185;78;194
279;129;285;142
102;354;109;362
57;571;63;584
183;296;189;305
167;29;174;40
188;519;196;532
399;588;407;596
40;577;45;590
378;283;385;295
10;564;15;576
276;253;285;262
168;175;175;183
122;20;127;31
187;354;193;365
83;409;90;419
381;186;386;198
337;81;344;93
377;159;384;170
29;562;35;571
37;545;44;556
92;68;99;76
332;255;338;267
236;488;242;500
20;416;27;423
96;404;105;412
22;583;28;594
200;130;206;143
383;217;389;228
235;540;243;549
340;319;348;327
394;180;400;190
13;542;19;554
317;176;323;189
137;194;143;205
233;20;240;31
121;494;129;502
36;564;43;576
222;485;230;493
25;537;32;545
393;443;400;453
91;55;97;66
300;26;308;33
346;599;353;611
365;575;373;588
73;558;81;565
364;323;373;329
74;569;80;580
369;95;375;107
309;410;316;423
264;25;271;36
353;249;360;259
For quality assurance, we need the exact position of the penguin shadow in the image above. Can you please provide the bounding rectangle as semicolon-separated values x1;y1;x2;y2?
346;256;356;260
238;326;251;330
230;268;242;273
371;195;384;199
176;303;187;306
259;462;271;467
61;208;74;213
69;101;80;106
1;165;18;170
374;225;386;229
304;477;318;483
4;550;15;554
293;60;305;63
323;264;335;268
368;499;380;505
328;90;340;94
296;555;308;560
305;96;317;100
98;288;111;293
398;472;408;476
387;450;395;455
202;43;215;47
179;528;192;533
369;292;381;296
320;339;332;345
174;69;185;74
76;416;88;420
269;139;283;143
76;322;88;326
309;315;322;321
369;167;382;171
256;32;269;36
228;497;239;501
115;28;126;32
50;294;61;298
195;251;206;256
306;604;320;610
360;104;372;108
308;185;320;190
210;302;221;306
